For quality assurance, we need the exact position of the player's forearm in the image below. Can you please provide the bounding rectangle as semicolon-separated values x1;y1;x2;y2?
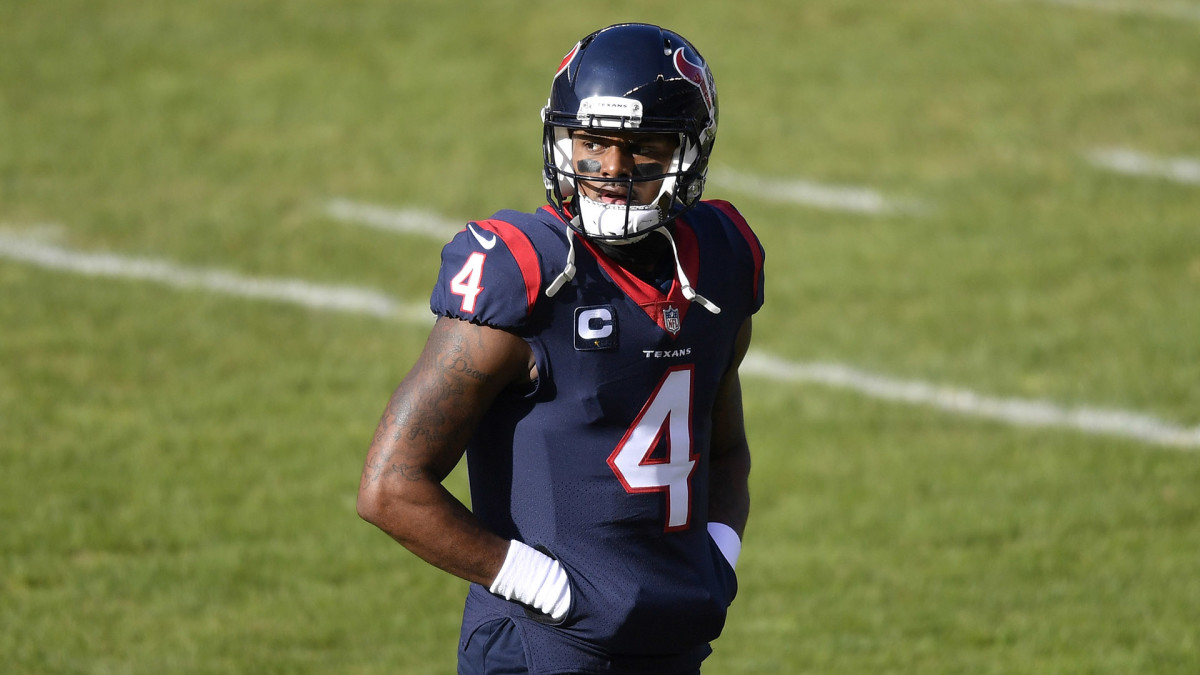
357;378;507;587
357;469;508;587
357;459;570;620
357;317;533;585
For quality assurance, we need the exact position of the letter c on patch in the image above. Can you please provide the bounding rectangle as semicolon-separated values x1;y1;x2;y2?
577;307;613;339
574;305;618;351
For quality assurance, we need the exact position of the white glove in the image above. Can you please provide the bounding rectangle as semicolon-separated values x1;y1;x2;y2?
708;522;742;570
488;540;572;621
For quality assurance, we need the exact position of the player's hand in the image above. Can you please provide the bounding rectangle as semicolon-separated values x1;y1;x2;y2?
488;540;572;621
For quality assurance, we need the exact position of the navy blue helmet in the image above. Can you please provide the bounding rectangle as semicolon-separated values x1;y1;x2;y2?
541;24;719;242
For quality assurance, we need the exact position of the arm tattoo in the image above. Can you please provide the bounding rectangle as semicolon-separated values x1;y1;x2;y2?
437;330;493;384
361;448;426;487
371;322;506;475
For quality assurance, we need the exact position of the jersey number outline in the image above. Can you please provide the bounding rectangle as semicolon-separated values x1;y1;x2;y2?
607;365;697;532
449;252;486;313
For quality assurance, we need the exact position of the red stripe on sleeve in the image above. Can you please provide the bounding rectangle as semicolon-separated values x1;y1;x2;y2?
474;219;542;316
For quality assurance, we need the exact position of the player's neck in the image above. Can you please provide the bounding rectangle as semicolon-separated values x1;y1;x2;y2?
592;231;673;289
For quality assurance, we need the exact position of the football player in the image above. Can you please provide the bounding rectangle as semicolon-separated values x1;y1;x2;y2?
357;23;765;674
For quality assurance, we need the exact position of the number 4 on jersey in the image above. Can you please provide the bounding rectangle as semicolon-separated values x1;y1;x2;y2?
449;252;486;313
608;366;697;532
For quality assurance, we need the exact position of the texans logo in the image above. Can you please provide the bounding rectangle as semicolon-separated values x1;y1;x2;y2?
673;48;715;116
555;42;581;80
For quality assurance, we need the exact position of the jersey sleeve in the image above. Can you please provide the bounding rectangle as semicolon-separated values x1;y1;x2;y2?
430;219;544;330
707;200;765;314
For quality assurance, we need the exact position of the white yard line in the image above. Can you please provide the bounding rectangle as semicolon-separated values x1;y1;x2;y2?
325;198;463;239
999;0;1200;21
0;232;432;323
741;353;1200;450
2;229;1196;450
328;175;928;222
330;174;925;227
1086;148;1200;185
707;168;926;215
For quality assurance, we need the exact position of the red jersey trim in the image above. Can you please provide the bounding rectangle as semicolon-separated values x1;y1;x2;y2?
576;223;700;335
473;219;541;316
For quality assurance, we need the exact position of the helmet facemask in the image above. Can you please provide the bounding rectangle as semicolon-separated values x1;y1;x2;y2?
542;103;711;244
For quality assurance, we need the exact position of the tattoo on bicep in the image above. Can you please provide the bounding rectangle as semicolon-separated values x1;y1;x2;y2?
377;385;449;447
437;330;492;384
380;323;499;452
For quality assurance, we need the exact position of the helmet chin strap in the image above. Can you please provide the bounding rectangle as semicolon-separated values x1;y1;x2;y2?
545;228;577;297
655;227;721;314
546;196;651;298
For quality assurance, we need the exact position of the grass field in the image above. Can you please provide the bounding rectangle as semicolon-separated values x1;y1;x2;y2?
3;0;1199;672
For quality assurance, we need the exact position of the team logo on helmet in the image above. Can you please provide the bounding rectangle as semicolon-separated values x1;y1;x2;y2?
555;42;581;80
673;48;715;118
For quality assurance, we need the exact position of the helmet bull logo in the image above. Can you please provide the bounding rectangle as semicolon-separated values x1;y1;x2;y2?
673;48;715;118
555;42;581;80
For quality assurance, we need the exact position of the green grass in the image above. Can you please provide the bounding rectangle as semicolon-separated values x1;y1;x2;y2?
3;0;1199;672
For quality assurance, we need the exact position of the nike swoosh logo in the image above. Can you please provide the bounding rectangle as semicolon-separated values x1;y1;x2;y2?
467;223;497;250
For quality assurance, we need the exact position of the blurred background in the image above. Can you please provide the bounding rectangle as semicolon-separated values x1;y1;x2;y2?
2;1;1198;672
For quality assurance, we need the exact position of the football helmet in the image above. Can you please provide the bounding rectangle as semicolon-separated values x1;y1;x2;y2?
541;23;719;243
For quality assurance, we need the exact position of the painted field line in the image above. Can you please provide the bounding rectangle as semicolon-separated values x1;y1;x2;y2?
708;168;926;215
1000;0;1200;21
0;232;432;323
741;353;1200;450
3;230;1196;450
1086;148;1200;185
326;198;462;239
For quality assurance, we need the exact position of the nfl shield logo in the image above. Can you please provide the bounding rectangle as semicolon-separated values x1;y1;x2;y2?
663;306;681;335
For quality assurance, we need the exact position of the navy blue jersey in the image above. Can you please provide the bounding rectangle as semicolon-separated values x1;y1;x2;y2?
430;201;764;674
